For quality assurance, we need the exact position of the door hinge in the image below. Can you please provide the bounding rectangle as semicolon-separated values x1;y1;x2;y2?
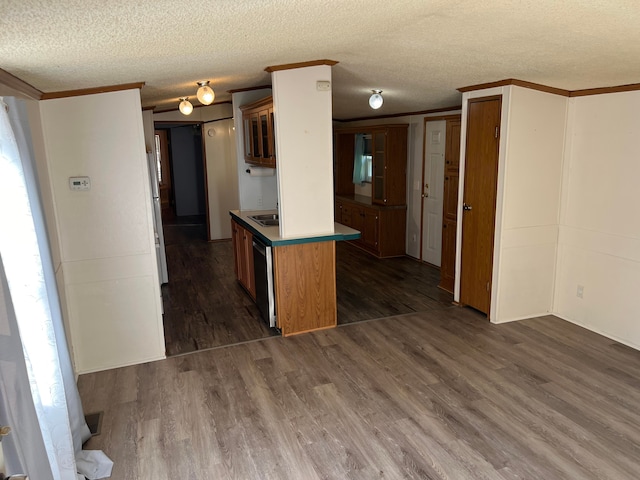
487;281;491;292
494;126;499;139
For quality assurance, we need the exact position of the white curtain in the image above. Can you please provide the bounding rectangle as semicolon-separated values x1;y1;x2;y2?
0;97;109;479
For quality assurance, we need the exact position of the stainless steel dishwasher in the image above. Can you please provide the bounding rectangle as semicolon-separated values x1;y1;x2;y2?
252;236;277;327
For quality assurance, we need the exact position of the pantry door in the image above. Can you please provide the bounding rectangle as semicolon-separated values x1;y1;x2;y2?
459;96;501;315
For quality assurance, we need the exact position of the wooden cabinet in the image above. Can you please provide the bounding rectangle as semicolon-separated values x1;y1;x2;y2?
438;118;461;293
334;124;408;206
240;96;276;168
231;219;256;299
335;196;406;258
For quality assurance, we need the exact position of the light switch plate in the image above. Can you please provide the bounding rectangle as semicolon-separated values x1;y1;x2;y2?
69;176;90;191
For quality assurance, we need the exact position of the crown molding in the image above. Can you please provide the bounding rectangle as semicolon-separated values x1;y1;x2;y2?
40;82;145;100
0;68;43;99
265;59;338;73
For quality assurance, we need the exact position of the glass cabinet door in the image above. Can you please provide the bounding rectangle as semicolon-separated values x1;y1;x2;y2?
372;132;386;203
260;110;269;158
243;116;251;158
251;113;260;159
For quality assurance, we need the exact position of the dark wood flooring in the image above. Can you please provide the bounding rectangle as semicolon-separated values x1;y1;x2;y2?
161;224;453;356
78;310;640;479
161;223;278;356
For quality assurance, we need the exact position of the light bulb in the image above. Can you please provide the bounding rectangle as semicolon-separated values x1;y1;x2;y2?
369;90;383;109
179;97;193;115
197;81;215;105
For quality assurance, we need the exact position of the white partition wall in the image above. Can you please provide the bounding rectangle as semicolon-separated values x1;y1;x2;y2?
493;86;568;322
271;65;335;238
38;89;165;373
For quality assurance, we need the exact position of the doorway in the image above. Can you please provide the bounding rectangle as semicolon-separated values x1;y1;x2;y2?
459;96;501;315
154;122;208;236
419;115;462;292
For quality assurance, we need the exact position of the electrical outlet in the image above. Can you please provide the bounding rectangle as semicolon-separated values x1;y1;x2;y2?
577;285;584;299
412;234;417;243
257;196;263;207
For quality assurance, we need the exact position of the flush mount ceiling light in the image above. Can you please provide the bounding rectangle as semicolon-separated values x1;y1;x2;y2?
178;97;193;115
369;89;383;109
196;80;215;105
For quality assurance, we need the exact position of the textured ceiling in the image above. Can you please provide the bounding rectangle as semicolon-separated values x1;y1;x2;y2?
2;0;640;119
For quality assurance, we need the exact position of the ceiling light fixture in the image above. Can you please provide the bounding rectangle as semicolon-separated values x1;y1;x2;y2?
179;97;193;115
196;80;215;105
369;89;383;109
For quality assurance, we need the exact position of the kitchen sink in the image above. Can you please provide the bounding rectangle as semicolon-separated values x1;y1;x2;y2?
249;213;279;227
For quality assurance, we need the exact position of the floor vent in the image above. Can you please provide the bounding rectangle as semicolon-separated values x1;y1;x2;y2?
84;411;103;436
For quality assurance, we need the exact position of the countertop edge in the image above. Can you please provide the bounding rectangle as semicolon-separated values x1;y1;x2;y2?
230;210;360;246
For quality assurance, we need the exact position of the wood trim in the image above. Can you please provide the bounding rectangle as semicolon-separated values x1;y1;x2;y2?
142;105;156;111
335;105;462;123
265;59;338;73
40;82;145;100
228;84;272;94
333;123;410;134
155;120;204;126
458;78;570;97
239;95;273;111
569;82;640;97
0;68;43;99
200;124;211;242
152;100;232;114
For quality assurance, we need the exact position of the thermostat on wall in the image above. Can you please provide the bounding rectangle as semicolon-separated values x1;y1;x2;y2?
69;176;90;191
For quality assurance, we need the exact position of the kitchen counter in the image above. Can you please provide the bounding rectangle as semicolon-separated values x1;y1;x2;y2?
229;209;360;246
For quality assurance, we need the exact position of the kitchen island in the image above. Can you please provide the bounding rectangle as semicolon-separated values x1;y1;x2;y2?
229;210;360;336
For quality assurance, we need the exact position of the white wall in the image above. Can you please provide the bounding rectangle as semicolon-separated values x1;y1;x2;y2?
272;65;335;238
37;89;165;373
232;89;278;211
554;91;640;349
493;86;567;322
204;118;239;239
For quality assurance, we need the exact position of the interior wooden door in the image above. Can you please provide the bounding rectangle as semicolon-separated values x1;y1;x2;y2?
459;96;501;315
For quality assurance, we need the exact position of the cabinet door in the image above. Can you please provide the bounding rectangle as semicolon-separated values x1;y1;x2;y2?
263;107;276;168
250;112;261;162
335;201;343;224
231;220;242;279
259;108;270;163
372;132;387;205
242;228;256;299
361;209;379;251
243;114;253;161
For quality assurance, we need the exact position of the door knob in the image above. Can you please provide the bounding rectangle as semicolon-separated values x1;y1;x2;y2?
463;203;472;211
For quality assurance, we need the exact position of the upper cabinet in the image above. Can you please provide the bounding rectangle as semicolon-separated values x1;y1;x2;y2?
240;96;276;168
334;124;408;206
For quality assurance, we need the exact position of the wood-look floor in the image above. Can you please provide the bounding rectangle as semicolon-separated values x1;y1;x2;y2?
162;223;453;356
161;223;278;356
78;310;640;479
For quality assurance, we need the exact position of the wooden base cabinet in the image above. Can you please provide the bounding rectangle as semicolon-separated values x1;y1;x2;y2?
273;241;337;336
336;197;406;258
231;219;256;300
